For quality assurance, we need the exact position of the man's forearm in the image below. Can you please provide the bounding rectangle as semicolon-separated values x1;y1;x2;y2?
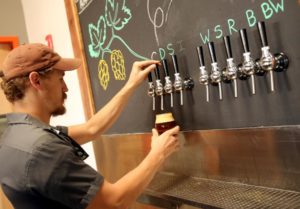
88;83;135;133
69;83;136;144
69;60;159;144
111;150;164;209
86;127;180;209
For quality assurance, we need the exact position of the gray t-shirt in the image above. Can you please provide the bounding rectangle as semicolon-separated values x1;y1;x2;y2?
0;113;103;209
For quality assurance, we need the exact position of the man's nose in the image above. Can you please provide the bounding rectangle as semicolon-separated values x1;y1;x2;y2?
63;80;68;92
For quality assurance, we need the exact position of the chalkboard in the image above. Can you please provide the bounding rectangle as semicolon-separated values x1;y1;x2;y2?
75;0;300;134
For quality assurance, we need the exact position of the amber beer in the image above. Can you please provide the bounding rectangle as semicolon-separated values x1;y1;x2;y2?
155;112;176;135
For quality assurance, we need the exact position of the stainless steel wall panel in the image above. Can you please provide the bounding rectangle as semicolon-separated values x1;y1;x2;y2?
93;126;300;208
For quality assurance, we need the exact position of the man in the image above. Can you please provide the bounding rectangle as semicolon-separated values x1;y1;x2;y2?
0;43;180;209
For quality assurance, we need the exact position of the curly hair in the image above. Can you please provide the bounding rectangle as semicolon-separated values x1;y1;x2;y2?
0;76;30;103
0;68;53;103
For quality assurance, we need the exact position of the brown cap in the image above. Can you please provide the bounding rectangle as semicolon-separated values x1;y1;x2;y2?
1;43;81;80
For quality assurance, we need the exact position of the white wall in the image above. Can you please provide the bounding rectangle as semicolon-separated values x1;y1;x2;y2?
20;0;97;170
0;0;28;43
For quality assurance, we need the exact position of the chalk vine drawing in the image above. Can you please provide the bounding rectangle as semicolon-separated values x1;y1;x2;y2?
147;0;173;46
88;0;148;90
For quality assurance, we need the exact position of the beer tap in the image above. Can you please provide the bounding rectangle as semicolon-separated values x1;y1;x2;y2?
257;21;289;92
162;59;174;107
239;28;257;95
147;72;155;111
171;55;184;106
196;46;210;102
154;64;164;110
223;35;238;98
207;42;223;100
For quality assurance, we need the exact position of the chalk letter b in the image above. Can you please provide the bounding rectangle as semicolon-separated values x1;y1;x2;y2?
246;10;256;27
261;2;273;20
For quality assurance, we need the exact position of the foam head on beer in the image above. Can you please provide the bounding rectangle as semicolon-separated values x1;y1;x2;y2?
155;112;176;135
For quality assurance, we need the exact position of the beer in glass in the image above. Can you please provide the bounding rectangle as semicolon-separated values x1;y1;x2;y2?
155;112;176;135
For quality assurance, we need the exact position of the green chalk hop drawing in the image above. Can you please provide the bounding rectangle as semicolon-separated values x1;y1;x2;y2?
88;0;148;90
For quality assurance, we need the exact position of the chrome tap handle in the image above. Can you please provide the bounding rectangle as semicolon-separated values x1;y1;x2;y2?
239;29;256;95
164;76;173;107
257;21;289;73
260;46;275;92
224;35;233;59
154;64;164;110
208;42;222;100
210;62;223;100
257;22;289;92
196;45;205;67
198;66;209;85
172;55;183;106
257;21;268;47
147;82;155;97
257;21;276;92
147;72;155;110
147;82;155;110
174;73;183;105
208;42;217;63
171;55;183;90
199;66;210;102
173;73;183;91
207;43;220;82
162;60;172;93
240;28;250;53
162;59;174;107
155;79;163;96
148;72;155;97
223;36;238;98
154;64;161;80
164;76;173;94
172;55;179;74
162;59;170;77
197;46;210;102
225;58;238;97
147;71;153;82
260;46;275;72
241;52;257;95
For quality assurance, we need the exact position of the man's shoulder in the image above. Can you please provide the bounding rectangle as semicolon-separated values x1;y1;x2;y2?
1;121;69;154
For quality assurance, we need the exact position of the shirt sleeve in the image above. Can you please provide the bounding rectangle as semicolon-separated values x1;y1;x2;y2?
27;133;104;209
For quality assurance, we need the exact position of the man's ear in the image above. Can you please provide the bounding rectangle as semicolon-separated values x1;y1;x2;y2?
28;72;42;90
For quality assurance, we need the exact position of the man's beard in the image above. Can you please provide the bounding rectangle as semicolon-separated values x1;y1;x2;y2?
52;106;66;116
52;93;67;116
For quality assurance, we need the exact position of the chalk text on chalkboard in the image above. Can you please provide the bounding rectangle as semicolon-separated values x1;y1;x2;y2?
199;0;285;44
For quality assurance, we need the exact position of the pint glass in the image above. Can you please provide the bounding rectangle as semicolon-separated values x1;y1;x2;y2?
155;112;176;135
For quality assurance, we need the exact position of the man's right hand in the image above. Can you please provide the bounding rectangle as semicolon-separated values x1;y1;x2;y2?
125;60;160;90
150;126;180;160
86;125;180;209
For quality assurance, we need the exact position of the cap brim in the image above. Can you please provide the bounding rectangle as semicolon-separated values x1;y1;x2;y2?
53;58;81;71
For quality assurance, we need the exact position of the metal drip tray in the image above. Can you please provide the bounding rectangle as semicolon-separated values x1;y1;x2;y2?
144;172;300;209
